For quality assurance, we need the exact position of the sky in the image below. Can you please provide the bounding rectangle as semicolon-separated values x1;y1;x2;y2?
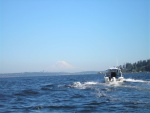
0;0;149;73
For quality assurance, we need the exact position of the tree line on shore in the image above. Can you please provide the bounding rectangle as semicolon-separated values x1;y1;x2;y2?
119;59;150;73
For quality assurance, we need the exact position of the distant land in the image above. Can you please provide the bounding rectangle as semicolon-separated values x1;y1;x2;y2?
119;59;150;73
0;71;99;78
0;59;149;77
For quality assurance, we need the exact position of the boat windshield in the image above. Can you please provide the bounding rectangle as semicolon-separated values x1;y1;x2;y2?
107;69;119;72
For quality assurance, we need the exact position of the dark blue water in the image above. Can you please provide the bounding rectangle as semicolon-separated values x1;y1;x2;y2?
0;73;150;113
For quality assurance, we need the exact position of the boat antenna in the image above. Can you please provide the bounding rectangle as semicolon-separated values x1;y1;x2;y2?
116;57;119;68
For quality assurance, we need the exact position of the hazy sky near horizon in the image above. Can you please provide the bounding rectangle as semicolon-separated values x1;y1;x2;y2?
0;0;149;73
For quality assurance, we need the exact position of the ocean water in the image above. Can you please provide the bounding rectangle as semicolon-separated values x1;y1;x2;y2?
0;73;150;113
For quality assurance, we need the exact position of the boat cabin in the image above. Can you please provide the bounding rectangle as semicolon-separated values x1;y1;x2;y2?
105;67;122;79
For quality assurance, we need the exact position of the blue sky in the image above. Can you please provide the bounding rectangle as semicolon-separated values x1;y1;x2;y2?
0;0;149;73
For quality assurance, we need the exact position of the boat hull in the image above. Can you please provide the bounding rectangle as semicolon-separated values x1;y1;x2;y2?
104;77;124;83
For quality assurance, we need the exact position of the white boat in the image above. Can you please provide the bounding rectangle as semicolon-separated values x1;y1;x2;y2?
104;67;124;83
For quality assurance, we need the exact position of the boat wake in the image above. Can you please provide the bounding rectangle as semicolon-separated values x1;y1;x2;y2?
124;78;150;83
71;81;100;89
70;78;150;91
71;80;124;89
105;81;123;86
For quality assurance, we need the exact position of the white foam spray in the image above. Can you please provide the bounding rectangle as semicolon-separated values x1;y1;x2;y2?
71;81;100;89
124;78;146;83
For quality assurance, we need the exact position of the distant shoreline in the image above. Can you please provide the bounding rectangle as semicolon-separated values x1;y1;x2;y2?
0;71;99;77
119;59;150;73
0;71;149;78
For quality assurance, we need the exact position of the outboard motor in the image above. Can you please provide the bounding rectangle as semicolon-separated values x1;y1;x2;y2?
112;77;116;82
